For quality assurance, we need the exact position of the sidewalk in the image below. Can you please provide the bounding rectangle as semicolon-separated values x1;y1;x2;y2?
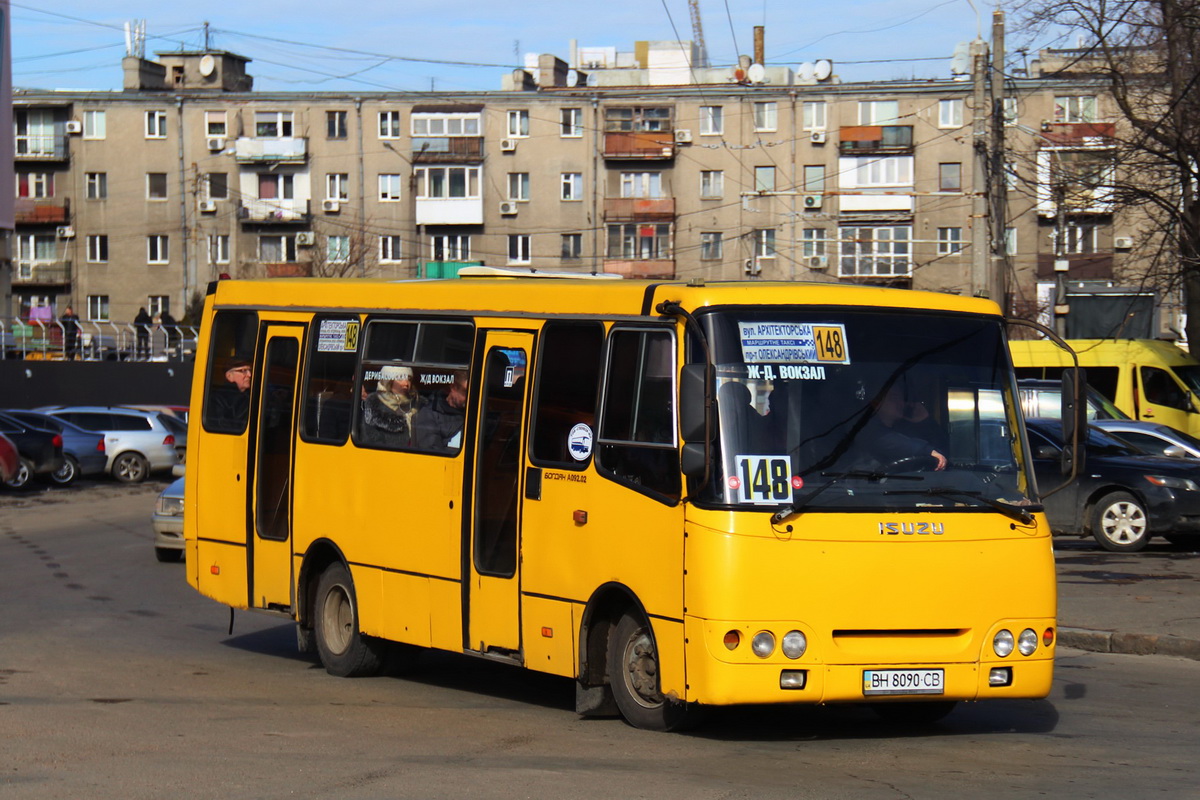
1055;538;1200;660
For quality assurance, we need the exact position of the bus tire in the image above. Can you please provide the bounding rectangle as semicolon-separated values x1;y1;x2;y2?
314;562;385;677
1090;491;1150;552
607;611;701;732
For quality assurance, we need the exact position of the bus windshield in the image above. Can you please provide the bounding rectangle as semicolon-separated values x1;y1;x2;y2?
698;308;1034;513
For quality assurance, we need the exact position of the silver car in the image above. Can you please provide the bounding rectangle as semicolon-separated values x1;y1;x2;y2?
1091;419;1200;460
37;406;182;483
152;476;185;562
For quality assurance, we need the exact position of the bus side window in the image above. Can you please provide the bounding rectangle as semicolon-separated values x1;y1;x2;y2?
530;322;604;467
597;328;681;502
202;310;258;435
300;316;359;444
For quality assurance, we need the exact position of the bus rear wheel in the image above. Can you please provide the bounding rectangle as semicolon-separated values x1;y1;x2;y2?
314;562;385;677
607;611;700;731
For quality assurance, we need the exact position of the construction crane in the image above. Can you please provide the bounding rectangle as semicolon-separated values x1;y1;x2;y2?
688;0;709;68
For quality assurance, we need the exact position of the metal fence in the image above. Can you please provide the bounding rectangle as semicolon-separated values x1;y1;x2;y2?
0;317;198;362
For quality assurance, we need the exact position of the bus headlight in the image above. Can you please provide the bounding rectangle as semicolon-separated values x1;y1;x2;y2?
781;630;807;659
1018;628;1039;656
751;631;776;658
993;629;1015;657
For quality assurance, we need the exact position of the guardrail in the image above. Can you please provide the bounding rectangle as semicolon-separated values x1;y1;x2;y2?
0;317;198;362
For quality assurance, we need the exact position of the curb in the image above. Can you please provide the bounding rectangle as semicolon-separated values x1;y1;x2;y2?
1059;627;1200;661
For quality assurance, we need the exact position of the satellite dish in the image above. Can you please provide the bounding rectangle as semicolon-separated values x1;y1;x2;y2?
566;69;579;87
734;67;746;82
199;54;216;77
813;60;833;81
950;42;972;75
586;72;599;87
747;63;766;84
797;62;815;81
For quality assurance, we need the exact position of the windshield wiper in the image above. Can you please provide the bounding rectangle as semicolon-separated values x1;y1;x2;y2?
882;486;1042;525
770;470;924;525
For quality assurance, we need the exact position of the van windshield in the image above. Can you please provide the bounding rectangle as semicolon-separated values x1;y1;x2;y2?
1172;365;1200;396
694;309;1035;513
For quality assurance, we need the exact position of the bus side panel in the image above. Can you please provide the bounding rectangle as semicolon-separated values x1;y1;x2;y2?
379;572;432;648
194;540;251;609
428;578;463;653
520;596;577;678
350;563;384;639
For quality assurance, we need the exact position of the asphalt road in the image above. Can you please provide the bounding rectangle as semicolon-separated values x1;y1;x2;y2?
2;481;1199;799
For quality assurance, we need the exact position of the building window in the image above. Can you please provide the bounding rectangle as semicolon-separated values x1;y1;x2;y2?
1054;95;1097;123
607;223;670;259
15;110;56;156
1061;222;1099;254
205;172;228;200
208;234;231;265
1003;97;1019;126
753;101;777;132
939;162;962;192
411;112;479;136
257;173;295;200
700;170;724;199
508;234;532;264
507;172;530;201
839;226;912;276
83;110;106;140
700;105;723;135
755;229;776;259
700;232;723;260
431;234;471;261
561;233;583;259
85;172;107;200
326;173;349;201
327;110;348;139
754;166;776;193
414;166;480;198
147;235;170;265
87;295;109;322
507;109;530;137
260;235;298;262
379;111;403;139
327;236;350;263
938;99;964;128
620;172;662;198
802;101;827;131
803;165;826;192
378;174;403;201
843;155;914;187
561;108;582;137
146;173;168;200
86;234;108;263
604;106;672;132
148;295;169;317
380;235;403;262
17;173;53;198
1005;226;1018;256
255;111;294;138
802;228;828;258
561;172;583;201
145;110;168;139
205;111;227;137
937;227;964;254
858;100;900;125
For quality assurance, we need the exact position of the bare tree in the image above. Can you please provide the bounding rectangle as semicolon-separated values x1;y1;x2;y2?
308;219;378;279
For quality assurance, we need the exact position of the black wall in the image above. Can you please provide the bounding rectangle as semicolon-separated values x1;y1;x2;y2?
0;361;194;410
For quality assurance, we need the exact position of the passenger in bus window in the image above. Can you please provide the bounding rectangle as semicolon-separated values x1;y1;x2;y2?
211;359;253;428
360;365;423;448
414;372;468;452
855;383;947;471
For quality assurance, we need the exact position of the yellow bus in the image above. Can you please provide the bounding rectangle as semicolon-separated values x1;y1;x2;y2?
184;272;1057;731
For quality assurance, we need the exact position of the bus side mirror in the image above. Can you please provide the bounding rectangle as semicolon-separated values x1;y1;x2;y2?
679;364;709;443
681;442;707;478
1060;367;1087;443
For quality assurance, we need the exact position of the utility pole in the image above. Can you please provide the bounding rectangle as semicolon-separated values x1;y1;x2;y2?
970;37;989;297
989;9;1009;311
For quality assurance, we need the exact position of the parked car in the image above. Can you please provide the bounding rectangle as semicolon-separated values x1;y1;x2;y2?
35;406;181;483
122;404;189;424
1026;418;1200;552
152;476;185;562
0;432;18;484
0;412;64;489
1017;378;1129;422
2;409;108;485
1090;419;1200;460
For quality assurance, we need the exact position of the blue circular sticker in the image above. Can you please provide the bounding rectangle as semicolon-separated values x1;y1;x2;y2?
568;423;593;461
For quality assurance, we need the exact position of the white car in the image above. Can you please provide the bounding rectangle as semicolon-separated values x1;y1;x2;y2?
1091;420;1200;460
37;406;182;483
152;476;185;562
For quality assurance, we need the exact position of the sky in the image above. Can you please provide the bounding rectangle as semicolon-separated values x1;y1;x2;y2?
10;0;1054;94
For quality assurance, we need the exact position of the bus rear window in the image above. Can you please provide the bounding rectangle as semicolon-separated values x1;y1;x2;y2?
202;310;258;435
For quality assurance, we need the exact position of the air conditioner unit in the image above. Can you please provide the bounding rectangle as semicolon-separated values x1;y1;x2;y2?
810;130;827;144
500;138;517;152
198;200;217;213
56;226;75;239
322;199;341;213
1114;236;1133;250
744;258;761;275
807;255;829;270
65;120;83;135
499;201;518;216
674;129;693;144
802;194;824;210
295;231;316;246
206;137;226;152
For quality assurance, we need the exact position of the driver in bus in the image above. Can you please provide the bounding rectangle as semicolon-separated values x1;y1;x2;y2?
855;383;947;471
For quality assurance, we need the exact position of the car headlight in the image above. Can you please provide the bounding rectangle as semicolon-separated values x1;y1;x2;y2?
1145;475;1200;492
993;629;1015;657
751;631;776;658
781;630;807;659
155;496;184;516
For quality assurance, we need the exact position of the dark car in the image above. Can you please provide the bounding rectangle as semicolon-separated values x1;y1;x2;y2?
0;432;18;483
1026;418;1200;552
0;411;64;489
2;410;108;485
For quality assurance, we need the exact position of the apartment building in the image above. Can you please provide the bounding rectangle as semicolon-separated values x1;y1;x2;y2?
11;44;1166;336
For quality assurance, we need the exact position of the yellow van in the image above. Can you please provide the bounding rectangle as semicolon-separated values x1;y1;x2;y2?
1009;338;1200;436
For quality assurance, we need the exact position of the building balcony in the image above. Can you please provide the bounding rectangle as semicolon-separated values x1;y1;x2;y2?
1036;253;1113;280
604;197;676;221
603;132;676;160
234;137;308;164
238;198;310;223
412;137;484;163
263;262;312;278
602;259;675;279
14;260;71;286
838;125;914;154
1039;122;1116;149
15;134;68;161
415;196;483;226
15;198;71;225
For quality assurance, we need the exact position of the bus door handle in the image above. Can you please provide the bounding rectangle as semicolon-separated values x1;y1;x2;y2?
524;466;542;501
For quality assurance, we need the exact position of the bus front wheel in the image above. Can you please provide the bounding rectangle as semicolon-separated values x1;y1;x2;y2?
314;562;385;677
607;611;700;731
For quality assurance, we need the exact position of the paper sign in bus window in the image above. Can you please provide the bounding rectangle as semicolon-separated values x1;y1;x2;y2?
738;322;850;365
317;319;360;352
730;455;796;504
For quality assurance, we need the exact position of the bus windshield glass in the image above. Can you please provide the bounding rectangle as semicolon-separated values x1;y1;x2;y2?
698;308;1034;513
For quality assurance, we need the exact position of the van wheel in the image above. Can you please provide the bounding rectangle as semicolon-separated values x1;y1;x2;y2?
50;456;79;486
1091;491;1150;552
112;452;149;483
314;562;386;677
4;458;33;489
606;611;702;731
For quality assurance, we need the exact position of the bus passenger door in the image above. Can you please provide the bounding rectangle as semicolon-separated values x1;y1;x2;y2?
465;332;532;659
251;326;303;611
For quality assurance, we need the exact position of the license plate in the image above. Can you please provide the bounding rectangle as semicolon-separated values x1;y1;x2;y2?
862;668;945;696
